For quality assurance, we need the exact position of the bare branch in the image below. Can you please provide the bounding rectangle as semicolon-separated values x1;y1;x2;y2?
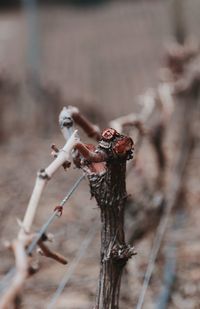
0;240;29;309
110;89;155;136
38;240;68;265
18;130;80;238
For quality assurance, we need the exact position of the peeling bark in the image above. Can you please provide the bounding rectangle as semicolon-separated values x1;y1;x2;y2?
75;129;135;309
73;128;135;308
89;159;135;309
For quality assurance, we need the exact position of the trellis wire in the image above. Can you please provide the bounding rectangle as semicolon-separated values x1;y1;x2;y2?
135;203;173;309
0;174;85;293
27;174;85;254
0;268;16;293
136;135;190;309
47;222;98;309
155;244;176;309
155;210;186;309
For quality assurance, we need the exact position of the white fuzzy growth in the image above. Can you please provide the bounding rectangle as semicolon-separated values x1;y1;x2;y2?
59;106;79;141
59;106;79;123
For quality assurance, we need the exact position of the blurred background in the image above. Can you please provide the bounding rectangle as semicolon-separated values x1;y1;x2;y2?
0;0;198;141
0;0;200;308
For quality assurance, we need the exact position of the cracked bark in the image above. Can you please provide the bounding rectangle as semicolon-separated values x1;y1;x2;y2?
74;129;135;309
89;158;135;309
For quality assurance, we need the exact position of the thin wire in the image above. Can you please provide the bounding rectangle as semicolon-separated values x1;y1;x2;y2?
47;222;98;309
0;174;85;293
136;139;190;309
155;211;185;309
0;268;16;292
27;174;85;254
136;202;173;309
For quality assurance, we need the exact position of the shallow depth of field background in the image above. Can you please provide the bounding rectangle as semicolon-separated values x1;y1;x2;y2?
0;1;200;308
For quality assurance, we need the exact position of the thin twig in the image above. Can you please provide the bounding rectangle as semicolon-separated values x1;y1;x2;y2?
155;245;176;308
37;240;67;265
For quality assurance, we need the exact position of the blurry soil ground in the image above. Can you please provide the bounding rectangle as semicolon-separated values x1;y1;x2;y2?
0;1;200;308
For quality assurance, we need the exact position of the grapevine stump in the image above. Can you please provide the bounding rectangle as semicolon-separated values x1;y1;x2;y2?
75;128;136;309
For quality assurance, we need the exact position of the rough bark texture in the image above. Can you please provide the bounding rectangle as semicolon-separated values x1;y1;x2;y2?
89;157;135;309
74;128;135;309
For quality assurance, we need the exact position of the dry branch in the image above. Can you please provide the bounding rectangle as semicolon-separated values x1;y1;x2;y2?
0;240;31;309
110;83;175;190
129;43;199;242
38;240;67;265
18;129;80;239
0;120;83;306
109;89;155;136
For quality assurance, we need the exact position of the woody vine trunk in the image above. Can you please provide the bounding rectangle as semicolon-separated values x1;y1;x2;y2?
87;148;135;308
75;128;135;308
